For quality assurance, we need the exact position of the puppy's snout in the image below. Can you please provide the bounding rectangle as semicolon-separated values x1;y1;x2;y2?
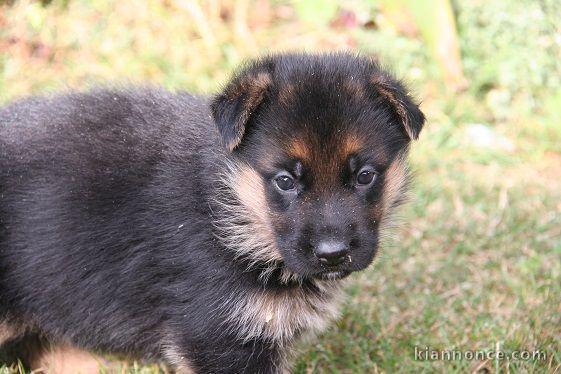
313;240;349;266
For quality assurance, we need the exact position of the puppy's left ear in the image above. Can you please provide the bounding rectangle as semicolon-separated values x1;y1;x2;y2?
370;74;425;140
211;64;273;151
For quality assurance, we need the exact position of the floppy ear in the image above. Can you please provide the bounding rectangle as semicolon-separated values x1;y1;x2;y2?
370;74;425;140
210;65;273;151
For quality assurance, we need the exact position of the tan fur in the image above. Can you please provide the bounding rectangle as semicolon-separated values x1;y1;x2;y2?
285;132;365;188
30;345;106;374
162;345;196;374
223;71;273;151
371;75;416;140
286;137;310;161
213;161;286;272
224;280;344;344
321;132;366;185
341;133;363;157
380;151;409;229
237;72;272;120
226;71;272;101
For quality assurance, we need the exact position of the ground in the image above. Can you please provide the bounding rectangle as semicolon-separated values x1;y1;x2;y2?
0;0;560;372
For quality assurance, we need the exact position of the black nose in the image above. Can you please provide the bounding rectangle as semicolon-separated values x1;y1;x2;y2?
313;240;349;266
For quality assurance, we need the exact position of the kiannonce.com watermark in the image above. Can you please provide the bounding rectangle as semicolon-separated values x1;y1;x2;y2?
414;345;547;362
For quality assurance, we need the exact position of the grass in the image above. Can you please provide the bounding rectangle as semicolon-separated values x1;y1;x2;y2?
1;0;560;372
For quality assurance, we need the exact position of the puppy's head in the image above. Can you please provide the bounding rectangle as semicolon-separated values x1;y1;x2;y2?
211;53;424;281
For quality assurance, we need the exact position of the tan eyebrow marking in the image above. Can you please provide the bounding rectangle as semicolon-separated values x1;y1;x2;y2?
341;133;363;157
286;137;310;161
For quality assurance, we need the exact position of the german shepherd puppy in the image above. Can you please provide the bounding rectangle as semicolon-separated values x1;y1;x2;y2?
0;52;424;373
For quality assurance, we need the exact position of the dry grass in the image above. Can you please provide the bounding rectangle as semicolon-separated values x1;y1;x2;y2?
0;0;560;372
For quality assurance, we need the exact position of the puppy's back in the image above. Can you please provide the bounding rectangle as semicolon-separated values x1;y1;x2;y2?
1;87;206;174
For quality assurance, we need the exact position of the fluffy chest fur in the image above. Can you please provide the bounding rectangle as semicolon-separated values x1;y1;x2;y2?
223;281;344;344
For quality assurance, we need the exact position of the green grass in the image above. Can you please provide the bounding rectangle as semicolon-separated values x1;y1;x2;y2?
1;0;560;372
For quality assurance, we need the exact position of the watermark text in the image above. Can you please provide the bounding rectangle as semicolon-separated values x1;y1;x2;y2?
413;345;546;362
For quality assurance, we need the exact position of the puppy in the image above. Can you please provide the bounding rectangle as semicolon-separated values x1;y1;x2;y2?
0;52;424;373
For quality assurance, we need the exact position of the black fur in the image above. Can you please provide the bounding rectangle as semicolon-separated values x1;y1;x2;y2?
0;52;424;373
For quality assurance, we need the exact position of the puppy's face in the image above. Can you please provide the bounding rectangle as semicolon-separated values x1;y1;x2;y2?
212;53;424;281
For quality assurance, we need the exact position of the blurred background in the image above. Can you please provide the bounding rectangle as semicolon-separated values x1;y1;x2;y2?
1;0;560;372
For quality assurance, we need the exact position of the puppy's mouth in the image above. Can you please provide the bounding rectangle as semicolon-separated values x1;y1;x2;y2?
314;269;351;280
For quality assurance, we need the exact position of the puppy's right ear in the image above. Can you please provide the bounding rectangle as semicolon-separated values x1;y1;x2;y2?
211;64;273;151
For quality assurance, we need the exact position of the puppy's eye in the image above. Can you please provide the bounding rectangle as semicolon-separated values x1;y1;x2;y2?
275;175;295;191
357;169;376;186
